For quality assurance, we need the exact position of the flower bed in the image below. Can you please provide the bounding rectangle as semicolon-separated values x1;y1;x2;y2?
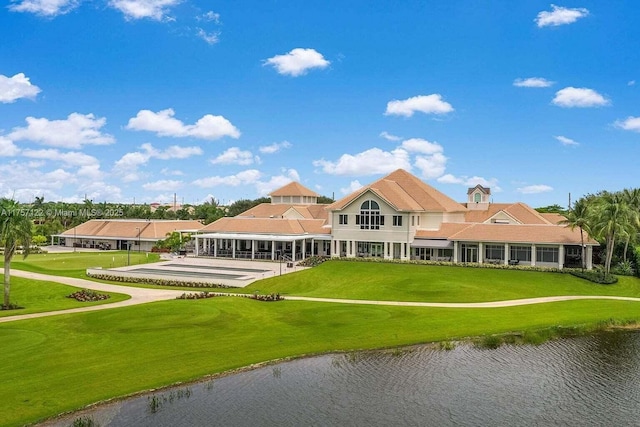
67;289;110;302
86;272;233;289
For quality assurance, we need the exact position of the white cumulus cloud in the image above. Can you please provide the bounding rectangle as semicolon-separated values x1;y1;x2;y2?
192;169;263;188
313;147;411;176
0;73;42;103
513;77;554;88
535;4;589;27
8;113;115;148
255;169;301;196
552;87;609;108
259;140;292;154
197;28;220;45
340;180;364;195
614;116;640;132
0;137;20;156
379;131;401;141
8;0;79;16
143;179;183;191
210;147;259;165
555;135;579;146
384;94;454;117
437;174;502;192
401;138;443;154
264;48;330;77
126;108;240;140
517;184;553;194
108;0;180;21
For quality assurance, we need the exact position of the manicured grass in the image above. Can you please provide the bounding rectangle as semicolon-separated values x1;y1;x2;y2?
1;296;639;426
2;251;161;279
244;261;640;302
0;275;130;317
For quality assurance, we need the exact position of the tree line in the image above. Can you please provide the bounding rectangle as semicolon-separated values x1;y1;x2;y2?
561;189;640;276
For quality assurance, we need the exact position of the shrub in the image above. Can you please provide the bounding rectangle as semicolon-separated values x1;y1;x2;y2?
569;270;618;284
612;260;635;276
67;289;110;302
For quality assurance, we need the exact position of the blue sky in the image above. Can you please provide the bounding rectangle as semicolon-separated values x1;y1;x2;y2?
1;1;639;208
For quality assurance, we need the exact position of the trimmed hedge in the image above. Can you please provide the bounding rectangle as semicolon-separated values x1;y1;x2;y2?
569;270;618;284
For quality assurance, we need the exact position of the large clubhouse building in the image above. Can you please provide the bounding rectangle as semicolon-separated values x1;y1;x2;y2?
194;169;597;270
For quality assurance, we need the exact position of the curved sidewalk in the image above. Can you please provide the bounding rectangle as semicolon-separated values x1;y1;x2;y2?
0;270;185;323
2;270;640;324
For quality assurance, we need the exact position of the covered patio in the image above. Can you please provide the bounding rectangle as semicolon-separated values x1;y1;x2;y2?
193;232;331;261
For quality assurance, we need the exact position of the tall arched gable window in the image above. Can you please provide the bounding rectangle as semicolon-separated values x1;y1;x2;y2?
356;200;383;230
474;192;482;203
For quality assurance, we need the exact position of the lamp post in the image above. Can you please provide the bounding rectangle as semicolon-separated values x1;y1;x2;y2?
135;227;141;253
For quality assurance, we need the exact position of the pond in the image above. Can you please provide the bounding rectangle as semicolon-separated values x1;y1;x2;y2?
43;331;640;426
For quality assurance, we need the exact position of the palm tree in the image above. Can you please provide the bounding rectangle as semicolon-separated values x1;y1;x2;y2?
621;188;640;262
590;191;634;275
0;198;33;308
560;197;591;271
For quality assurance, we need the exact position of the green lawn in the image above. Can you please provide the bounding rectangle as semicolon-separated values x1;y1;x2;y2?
244;261;640;302
0;275;130;317
1;296;639;427
2;251;161;278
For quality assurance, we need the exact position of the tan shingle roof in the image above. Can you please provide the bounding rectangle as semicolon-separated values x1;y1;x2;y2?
448;223;598;245
328;169;467;213
464;203;551;225
269;182;319;197
540;213;567;225
239;203;328;220
199;217;330;235
61;219;203;239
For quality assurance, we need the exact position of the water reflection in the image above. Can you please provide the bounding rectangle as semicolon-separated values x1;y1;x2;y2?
43;331;640;426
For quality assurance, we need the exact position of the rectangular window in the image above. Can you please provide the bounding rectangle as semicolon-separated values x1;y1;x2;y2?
536;246;558;263
485;244;505;261
411;216;415;226
509;246;531;262
393;215;403;226
339;214;348;225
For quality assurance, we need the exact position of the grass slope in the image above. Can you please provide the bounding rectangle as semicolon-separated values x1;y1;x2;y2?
3;251;160;279
1;297;639;426
0;275;129;317
245;261;640;302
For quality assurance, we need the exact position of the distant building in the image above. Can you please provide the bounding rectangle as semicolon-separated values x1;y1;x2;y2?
54;219;203;252
193;169;598;269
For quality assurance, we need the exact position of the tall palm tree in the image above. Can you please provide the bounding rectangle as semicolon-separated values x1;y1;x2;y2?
560;197;591;271
591;191;634;275
0;198;33;308
621;188;640;262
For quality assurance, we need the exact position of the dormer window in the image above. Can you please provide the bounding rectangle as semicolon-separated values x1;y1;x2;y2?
356;200;383;230
474;192;481;203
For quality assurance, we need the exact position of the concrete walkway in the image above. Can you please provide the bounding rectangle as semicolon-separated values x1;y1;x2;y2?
2;270;640;324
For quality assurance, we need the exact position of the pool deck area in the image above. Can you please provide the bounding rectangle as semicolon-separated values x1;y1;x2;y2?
92;255;305;287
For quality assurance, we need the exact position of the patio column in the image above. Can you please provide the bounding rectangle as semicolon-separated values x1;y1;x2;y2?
586;246;593;269
478;242;484;264
213;239;217;257
504;243;509;265
453;241;459;263
531;244;536;266
291;240;296;261
302;239;306;260
311;239;315;257
194;236;199;256
558;245;564;270
232;239;236;259
251;240;255;260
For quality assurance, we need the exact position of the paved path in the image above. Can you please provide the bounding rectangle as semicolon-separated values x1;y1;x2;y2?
2;270;640;323
0;270;185;323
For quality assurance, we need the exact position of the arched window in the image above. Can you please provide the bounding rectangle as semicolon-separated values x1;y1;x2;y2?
474;192;482;203
357;200;383;230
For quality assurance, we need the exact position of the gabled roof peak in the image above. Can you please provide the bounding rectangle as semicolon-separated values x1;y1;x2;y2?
269;181;319;197
467;184;491;195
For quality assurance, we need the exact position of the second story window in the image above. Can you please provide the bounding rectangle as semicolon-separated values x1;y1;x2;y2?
393;215;403;226
358;200;381;230
339;214;348;225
